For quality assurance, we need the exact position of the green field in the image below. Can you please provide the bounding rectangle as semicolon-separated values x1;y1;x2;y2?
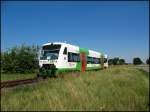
1;66;149;111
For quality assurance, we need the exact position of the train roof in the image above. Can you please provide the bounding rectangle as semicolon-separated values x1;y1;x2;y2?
42;42;79;48
42;42;107;56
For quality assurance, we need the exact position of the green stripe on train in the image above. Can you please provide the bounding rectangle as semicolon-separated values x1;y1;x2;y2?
57;66;101;73
38;66;101;77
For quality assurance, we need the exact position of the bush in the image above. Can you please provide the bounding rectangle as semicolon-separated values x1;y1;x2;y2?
1;44;40;73
108;59;113;65
146;58;149;64
119;59;125;65
108;58;126;65
133;57;143;65
113;57;120;65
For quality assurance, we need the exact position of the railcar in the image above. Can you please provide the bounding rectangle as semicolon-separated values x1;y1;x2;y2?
37;42;108;77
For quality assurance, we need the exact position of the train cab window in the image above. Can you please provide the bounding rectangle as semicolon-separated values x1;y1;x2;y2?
63;47;67;55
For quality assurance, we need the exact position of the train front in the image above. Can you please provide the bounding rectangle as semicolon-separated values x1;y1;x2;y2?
37;43;61;77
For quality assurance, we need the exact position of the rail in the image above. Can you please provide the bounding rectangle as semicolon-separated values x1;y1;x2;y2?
1;77;41;88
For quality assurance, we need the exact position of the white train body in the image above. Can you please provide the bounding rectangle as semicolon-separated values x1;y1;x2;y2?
38;42;108;76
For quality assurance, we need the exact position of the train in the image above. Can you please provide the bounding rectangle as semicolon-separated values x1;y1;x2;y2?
37;42;108;77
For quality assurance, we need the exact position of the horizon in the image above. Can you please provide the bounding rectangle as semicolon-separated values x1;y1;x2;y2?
1;1;149;63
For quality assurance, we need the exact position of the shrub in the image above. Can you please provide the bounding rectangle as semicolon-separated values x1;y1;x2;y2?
133;57;143;65
146;58;149;64
113;57;120;65
108;58;126;65
108;59;113;65
119;59;125;65
1;44;40;73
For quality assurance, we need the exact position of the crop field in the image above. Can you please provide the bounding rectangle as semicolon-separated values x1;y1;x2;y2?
1;66;149;111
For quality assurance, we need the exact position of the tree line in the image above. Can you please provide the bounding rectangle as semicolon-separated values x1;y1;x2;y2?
0;44;149;73
108;57;149;65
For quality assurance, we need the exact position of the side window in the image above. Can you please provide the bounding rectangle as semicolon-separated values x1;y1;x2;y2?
94;58;98;64
63;47;67;55
68;52;72;62
87;57;93;64
91;57;94;64
87;57;91;64
68;52;80;62
98;58;101;64
99;58;101;64
74;53;80;62
73;53;77;62
93;58;96;64
87;56;100;64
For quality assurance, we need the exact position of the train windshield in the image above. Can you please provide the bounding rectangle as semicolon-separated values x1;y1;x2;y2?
40;44;61;60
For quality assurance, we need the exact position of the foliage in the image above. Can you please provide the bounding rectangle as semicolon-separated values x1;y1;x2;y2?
108;58;126;65
108;59;113;65
133;57;143;65
1;66;149;111
146;58;149;64
119;59;125;65
113;57;120;65
1;44;40;73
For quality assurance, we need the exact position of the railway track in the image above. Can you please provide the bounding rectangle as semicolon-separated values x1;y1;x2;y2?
1;77;45;88
1;73;77;89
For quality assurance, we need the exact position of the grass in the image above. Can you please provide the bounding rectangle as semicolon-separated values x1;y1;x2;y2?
1;73;36;81
1;66;149;111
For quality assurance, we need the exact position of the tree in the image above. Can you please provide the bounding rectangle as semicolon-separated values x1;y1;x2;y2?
119;59;125;65
113;57;119;65
1;52;4;72
133;57;143;65
146;58;149;64
1;44;40;73
108;59;113;65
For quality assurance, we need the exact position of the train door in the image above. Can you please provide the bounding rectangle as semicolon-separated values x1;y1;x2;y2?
63;47;68;67
81;52;86;72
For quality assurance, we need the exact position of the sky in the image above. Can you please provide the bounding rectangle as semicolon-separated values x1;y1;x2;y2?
1;1;149;63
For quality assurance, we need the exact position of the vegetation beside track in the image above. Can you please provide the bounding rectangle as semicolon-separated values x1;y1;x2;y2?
1;66;149;111
1;73;36;81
